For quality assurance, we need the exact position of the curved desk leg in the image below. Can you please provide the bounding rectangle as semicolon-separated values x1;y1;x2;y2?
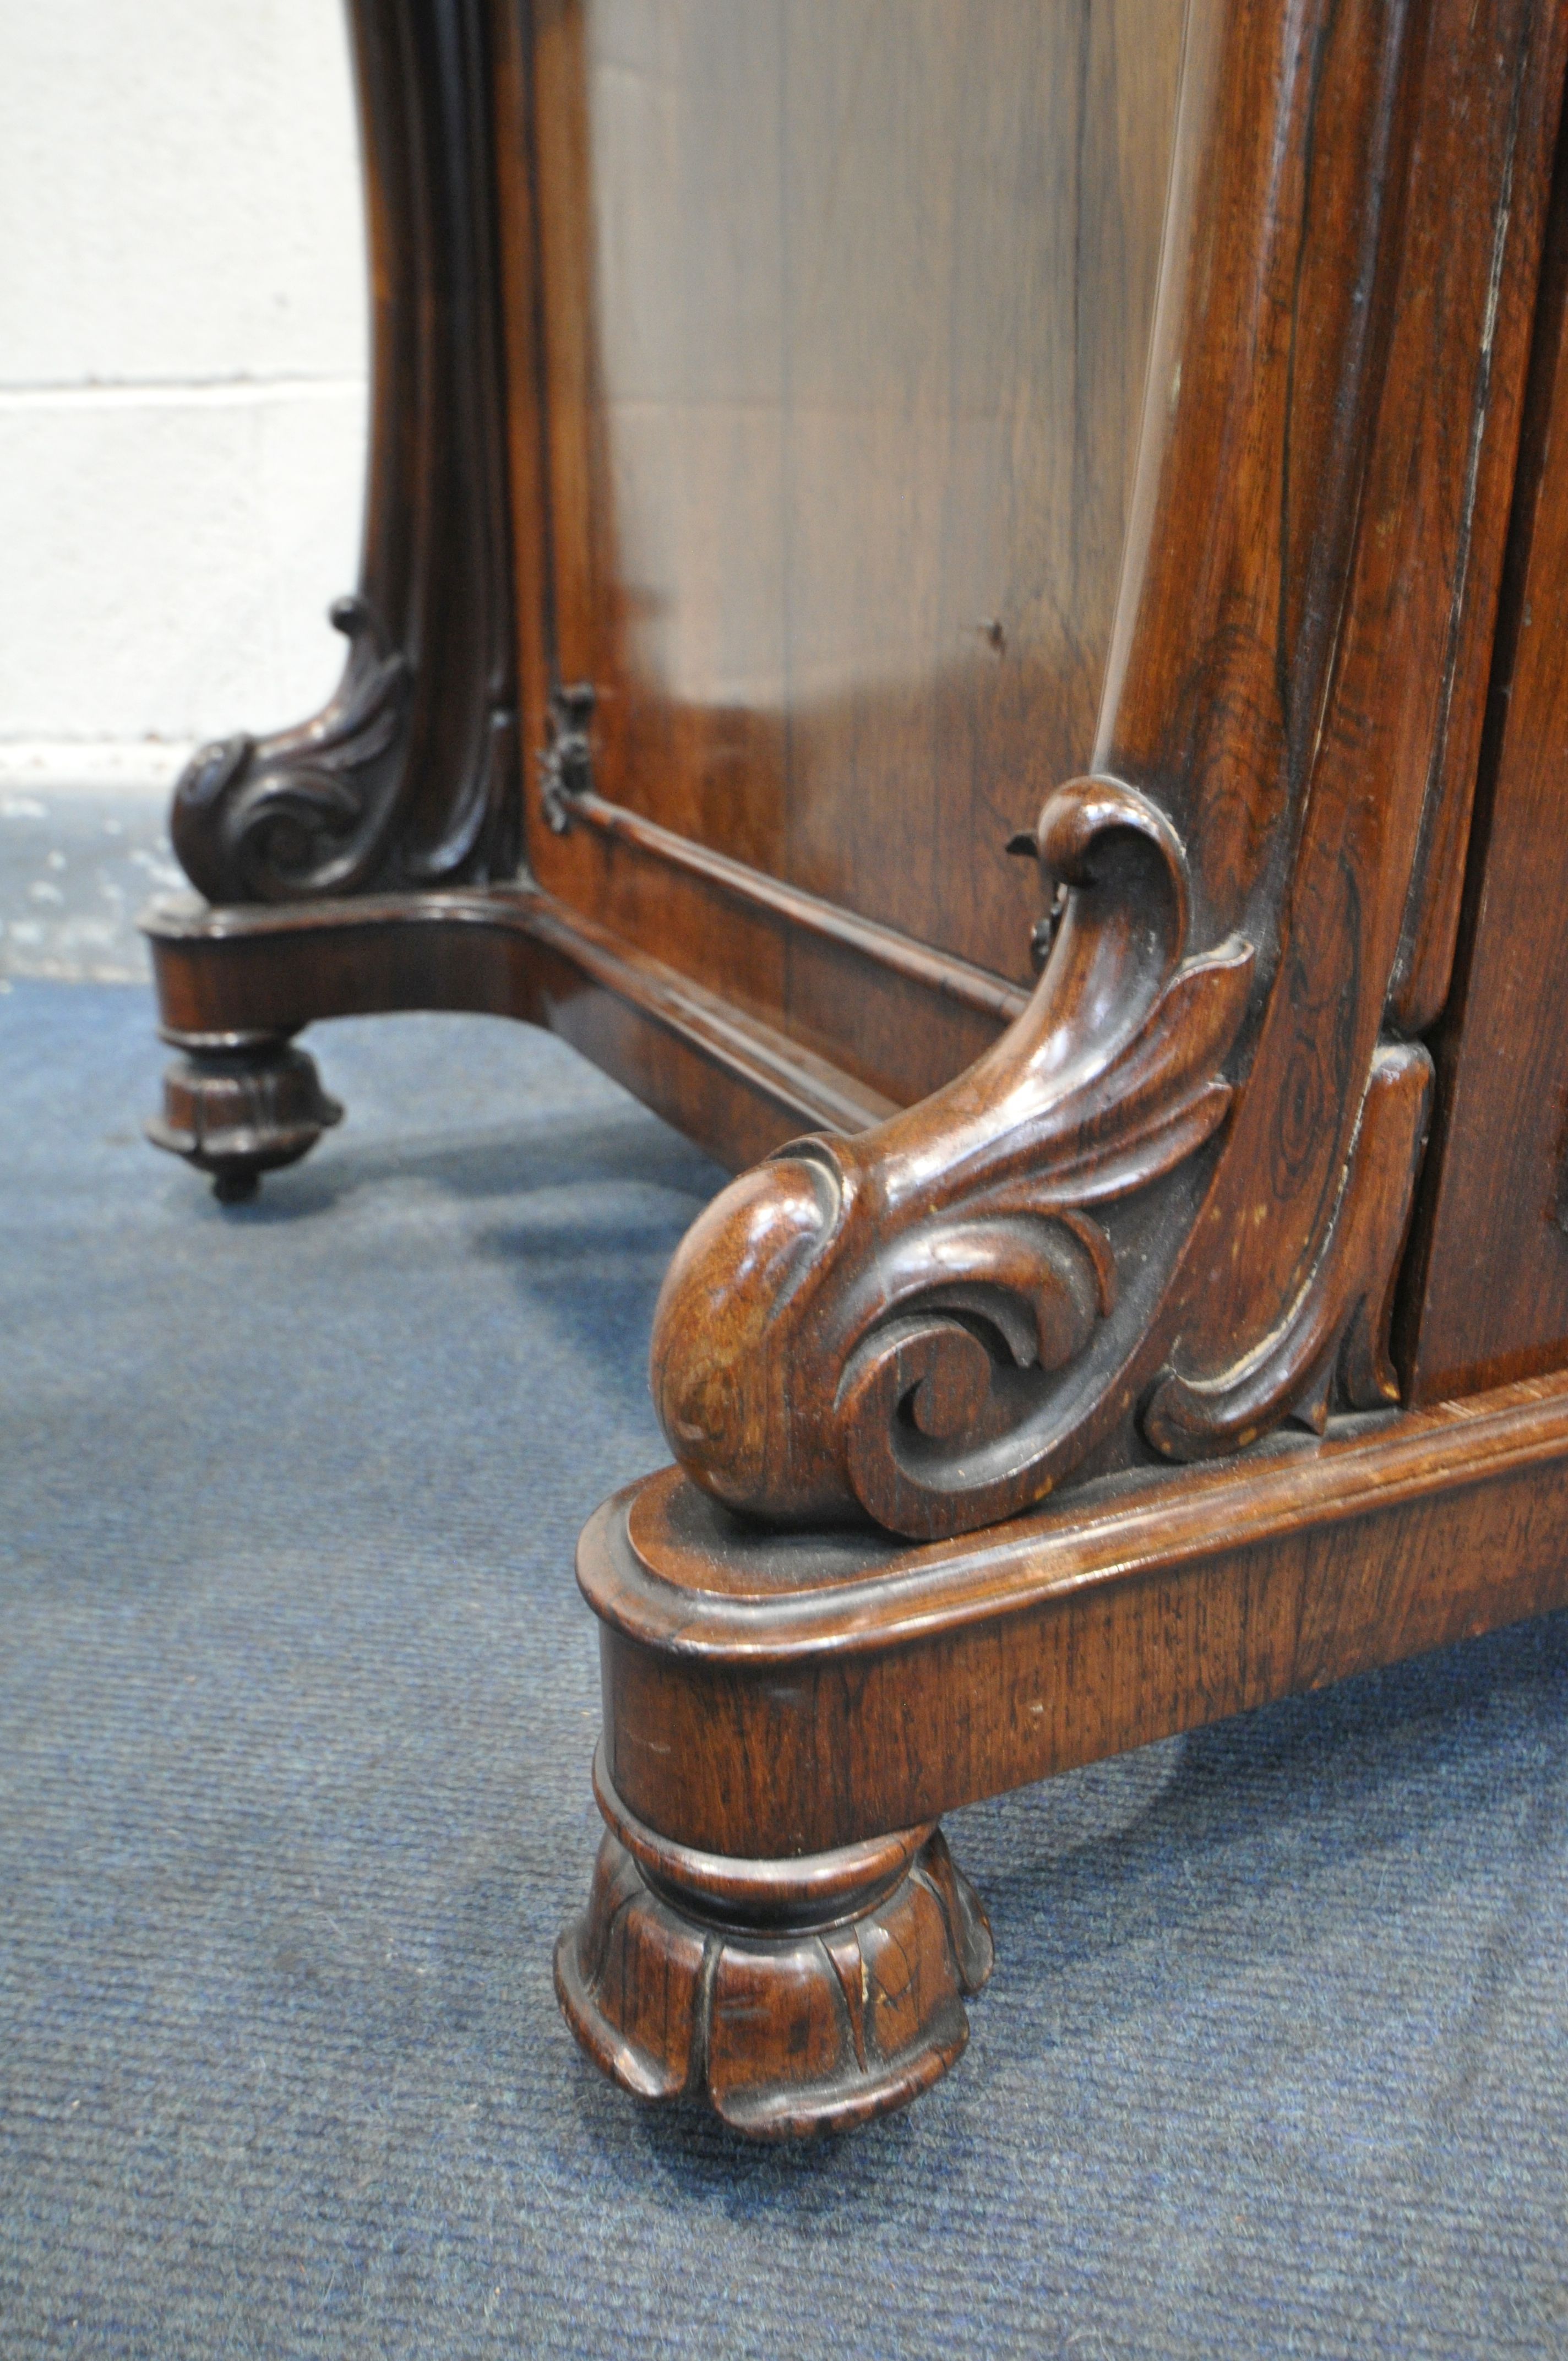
145;0;519;1192
559;0;1568;2130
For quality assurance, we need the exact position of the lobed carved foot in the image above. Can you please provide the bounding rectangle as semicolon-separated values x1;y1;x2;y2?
556;1749;993;2140
146;1038;342;1201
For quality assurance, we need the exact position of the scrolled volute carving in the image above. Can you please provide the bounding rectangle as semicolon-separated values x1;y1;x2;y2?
171;595;411;905
651;777;1256;1540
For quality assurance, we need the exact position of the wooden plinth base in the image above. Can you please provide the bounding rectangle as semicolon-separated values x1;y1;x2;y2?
559;1368;1568;2126
555;1749;993;2140
141;883;900;1183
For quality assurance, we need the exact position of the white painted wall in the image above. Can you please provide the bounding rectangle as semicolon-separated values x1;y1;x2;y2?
0;0;369;784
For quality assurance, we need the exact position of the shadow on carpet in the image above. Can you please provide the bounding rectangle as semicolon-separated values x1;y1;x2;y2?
3;981;1567;2359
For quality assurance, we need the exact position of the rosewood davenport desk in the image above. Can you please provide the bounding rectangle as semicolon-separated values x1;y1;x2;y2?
144;0;1568;2135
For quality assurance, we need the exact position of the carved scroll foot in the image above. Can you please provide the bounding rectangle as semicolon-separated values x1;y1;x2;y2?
555;1749;993;2140
146;1039;342;1201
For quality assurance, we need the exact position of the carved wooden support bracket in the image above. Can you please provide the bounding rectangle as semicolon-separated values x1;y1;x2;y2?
650;788;1434;1537
168;0;519;909
172;596;412;904
652;776;1255;1538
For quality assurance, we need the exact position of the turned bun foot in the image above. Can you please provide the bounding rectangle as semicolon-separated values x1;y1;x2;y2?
556;1748;993;2140
146;1038;342;1200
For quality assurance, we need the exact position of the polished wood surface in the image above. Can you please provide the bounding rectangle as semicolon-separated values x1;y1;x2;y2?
556;1755;993;2139
533;0;1183;951
145;885;895;1183
552;0;1568;2133
641;0;1567;1542
514;0;1185;1110
139;0;1568;2140
556;1365;1568;2129
651;773;1262;1537
1401;130;1568;1405
587;1368;1568;1854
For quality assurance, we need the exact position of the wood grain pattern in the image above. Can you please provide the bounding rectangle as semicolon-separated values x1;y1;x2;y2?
1150;0;1565;1382
168;0;520;906
560;786;1030;1027
145;884;895;1178
644;0;1567;1542
1400;115;1568;1404
652;775;1257;1537
559;1363;1568;2129
520;0;1185;1046
130;0;1568;2142
555;1750;992;2140
585;1367;1568;1858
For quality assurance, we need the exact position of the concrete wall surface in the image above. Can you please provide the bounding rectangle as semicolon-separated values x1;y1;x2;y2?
0;0;369;785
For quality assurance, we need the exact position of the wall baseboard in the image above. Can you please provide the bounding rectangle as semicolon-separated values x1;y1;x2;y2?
0;742;193;798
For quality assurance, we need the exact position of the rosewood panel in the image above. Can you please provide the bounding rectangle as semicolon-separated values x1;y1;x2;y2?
519;0;1186;1000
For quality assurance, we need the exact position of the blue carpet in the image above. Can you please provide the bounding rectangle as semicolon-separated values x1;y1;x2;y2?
4;978;1568;2358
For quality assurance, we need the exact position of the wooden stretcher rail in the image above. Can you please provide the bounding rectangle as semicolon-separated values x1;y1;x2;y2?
559;788;1033;1028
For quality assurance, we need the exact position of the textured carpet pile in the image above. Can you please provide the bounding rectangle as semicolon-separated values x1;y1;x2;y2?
3;979;1568;2357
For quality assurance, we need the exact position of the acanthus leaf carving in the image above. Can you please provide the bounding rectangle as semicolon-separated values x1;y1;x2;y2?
167;0;521;912
171;594;411;906
651;776;1255;1541
1142;1038;1433;1459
